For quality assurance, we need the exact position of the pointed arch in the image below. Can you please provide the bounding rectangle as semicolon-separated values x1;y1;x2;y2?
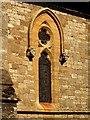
26;8;65;110
27;8;64;54
41;48;53;61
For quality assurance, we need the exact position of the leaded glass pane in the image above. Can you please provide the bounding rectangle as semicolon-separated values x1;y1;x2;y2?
39;51;51;103
38;28;50;45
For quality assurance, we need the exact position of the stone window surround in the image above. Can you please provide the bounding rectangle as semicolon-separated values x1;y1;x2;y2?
27;8;64;111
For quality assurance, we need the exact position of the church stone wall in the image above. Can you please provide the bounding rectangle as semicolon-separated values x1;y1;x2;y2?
1;1;89;119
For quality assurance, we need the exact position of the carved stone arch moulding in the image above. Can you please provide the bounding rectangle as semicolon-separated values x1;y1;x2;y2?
40;48;53;61
26;8;65;111
27;8;64;56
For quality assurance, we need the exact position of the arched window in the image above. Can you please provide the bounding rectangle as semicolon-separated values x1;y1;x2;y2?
27;8;64;110
39;51;51;103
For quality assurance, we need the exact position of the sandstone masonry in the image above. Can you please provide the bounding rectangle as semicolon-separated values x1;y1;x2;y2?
1;1;90;119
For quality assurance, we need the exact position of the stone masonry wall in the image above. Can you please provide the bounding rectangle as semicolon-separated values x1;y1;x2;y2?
55;10;88;112
1;1;89;119
0;2;2;119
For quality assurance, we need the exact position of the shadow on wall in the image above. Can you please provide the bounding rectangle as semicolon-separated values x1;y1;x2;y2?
1;69;16;99
0;69;19;118
1;69;13;85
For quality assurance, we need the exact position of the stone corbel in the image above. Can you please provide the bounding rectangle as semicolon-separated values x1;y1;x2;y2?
59;53;69;65
26;48;36;61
